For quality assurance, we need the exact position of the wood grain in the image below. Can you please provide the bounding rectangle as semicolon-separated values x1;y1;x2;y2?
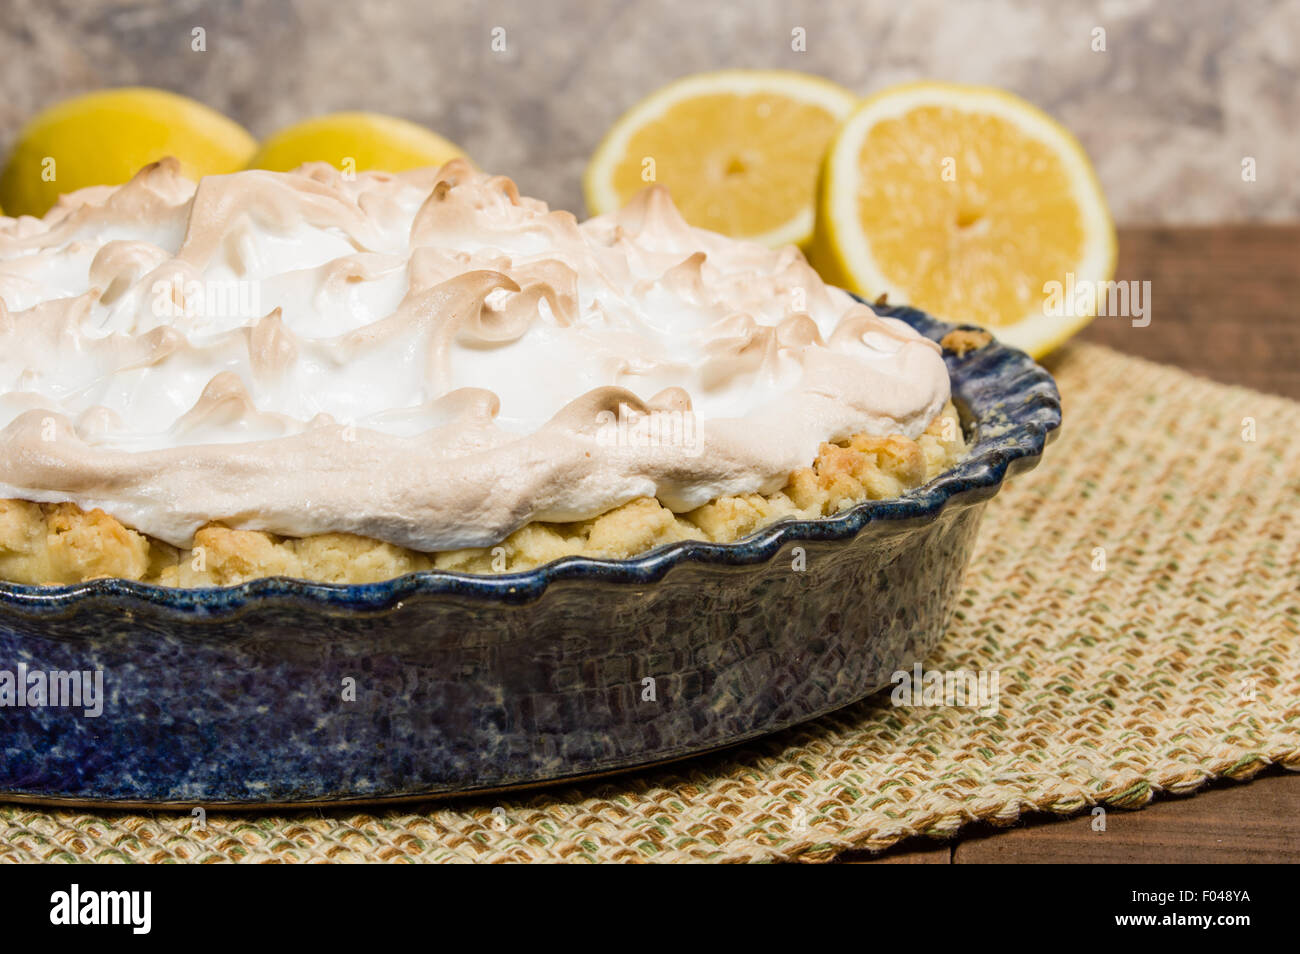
844;226;1299;863
950;771;1300;864
1067;226;1300;400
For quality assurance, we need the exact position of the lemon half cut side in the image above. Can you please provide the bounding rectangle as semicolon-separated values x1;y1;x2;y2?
585;70;858;248
810;82;1116;358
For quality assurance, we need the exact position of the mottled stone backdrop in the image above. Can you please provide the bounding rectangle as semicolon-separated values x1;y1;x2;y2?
0;0;1294;222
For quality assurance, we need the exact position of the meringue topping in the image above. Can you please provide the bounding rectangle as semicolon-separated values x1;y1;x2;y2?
0;158;950;551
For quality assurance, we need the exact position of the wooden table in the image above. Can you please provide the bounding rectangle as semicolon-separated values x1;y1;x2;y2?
1068;226;1300;401
845;226;1300;863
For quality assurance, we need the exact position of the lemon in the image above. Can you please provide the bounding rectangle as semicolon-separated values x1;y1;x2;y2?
585;70;857;248
247;112;468;174
0;87;256;218
809;82;1116;358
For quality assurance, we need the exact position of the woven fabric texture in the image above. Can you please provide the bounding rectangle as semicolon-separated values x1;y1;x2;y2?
1;341;1296;863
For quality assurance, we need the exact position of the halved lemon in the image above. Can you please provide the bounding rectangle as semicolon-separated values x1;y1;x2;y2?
584;70;857;248
809;82;1116;358
247;112;468;174
0;87;256;218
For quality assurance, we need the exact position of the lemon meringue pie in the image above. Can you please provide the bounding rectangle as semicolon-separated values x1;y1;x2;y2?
0;158;963;585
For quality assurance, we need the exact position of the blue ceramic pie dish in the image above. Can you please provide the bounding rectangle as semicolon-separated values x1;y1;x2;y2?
0;301;1059;806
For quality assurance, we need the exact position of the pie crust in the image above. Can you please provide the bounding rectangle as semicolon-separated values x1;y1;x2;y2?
0;402;963;585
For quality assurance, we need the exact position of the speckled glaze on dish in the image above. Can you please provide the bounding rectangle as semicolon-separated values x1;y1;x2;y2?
0;302;1060;806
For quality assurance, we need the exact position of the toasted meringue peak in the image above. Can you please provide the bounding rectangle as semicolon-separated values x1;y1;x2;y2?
0;160;950;551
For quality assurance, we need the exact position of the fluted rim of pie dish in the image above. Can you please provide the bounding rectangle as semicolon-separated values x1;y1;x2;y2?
0;299;1061;614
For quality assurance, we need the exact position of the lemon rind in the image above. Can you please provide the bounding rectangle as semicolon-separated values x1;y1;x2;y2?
584;70;858;248
247;112;467;173
0;87;256;219
817;81;1117;358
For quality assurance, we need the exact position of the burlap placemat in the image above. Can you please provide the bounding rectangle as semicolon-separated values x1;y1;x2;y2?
1;341;1296;863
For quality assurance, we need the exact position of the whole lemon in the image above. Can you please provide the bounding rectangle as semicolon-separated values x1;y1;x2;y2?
247;112;468;174
0;87;256;218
